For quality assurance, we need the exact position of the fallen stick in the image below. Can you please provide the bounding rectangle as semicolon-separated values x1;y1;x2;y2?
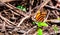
0;0;18;2
23;26;37;35
13;16;30;32
39;0;51;9
45;5;60;11
43;10;50;22
0;13;16;26
17;16;30;27
0;24;14;29
50;30;60;35
0;2;28;16
1;22;6;32
46;19;60;23
6;3;28;16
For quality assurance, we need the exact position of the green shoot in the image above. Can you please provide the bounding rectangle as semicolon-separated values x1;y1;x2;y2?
37;22;48;27
37;28;43;35
32;22;48;27
32;21;48;35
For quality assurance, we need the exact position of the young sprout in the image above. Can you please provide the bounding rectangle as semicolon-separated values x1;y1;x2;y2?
37;28;43;35
53;25;58;31
32;21;48;35
52;25;58;35
32;22;48;27
37;22;48;27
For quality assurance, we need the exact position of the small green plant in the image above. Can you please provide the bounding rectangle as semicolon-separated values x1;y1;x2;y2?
53;25;58;31
37;28;43;35
32;22;48;27
32;21;48;35
37;22;48;27
16;5;26;12
53;25;58;35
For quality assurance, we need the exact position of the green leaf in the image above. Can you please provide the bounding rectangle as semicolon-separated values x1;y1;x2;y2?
37;22;48;27
37;28;43;35
32;22;36;25
16;5;26;12
16;6;21;9
16;6;21;8
37;22;42;27
53;26;58;31
20;6;23;9
23;8;26;11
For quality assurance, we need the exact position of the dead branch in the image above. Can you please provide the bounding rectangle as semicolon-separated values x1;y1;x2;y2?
0;13;16;25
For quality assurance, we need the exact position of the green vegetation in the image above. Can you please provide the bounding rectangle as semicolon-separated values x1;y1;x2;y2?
32;22;48;35
53;25;58;31
37;28;43;35
37;22;48;27
16;5;26;12
32;22;48;27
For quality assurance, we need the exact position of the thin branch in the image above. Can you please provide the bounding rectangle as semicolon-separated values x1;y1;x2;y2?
13;16;30;31
52;11;59;19
2;22;6;32
43;10;50;22
46;19;60;23
23;26;37;35
0;13;16;25
7;3;28;16
17;16;30;27
34;0;51;17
